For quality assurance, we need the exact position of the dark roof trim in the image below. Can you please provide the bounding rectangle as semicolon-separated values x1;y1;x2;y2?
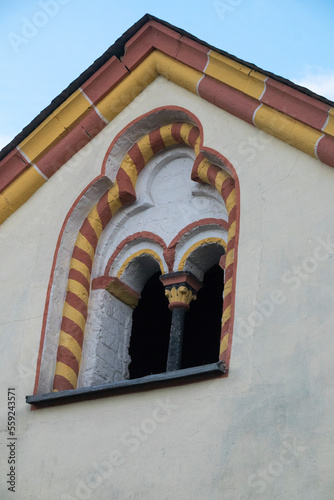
1;13;333;162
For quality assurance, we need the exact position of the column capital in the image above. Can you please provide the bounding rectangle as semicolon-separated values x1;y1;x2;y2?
160;272;202;311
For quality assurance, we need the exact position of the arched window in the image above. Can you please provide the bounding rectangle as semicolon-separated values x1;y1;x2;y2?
28;109;238;405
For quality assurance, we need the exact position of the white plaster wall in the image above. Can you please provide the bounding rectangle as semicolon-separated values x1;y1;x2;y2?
0;76;334;499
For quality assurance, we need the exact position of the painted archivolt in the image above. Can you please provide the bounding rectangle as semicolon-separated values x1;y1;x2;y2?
53;122;237;392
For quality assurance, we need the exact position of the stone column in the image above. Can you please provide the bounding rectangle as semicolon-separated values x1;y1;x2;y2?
160;272;202;371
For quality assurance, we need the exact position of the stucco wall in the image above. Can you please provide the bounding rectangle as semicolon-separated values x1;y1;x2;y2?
1;76;334;499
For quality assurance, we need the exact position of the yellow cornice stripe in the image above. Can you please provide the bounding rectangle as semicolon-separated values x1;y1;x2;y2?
87;206;104;240
106;281;139;309
160;124;179;148
19;89;91;163
225;249;234;269
223;277;233;295
225;189;236;215
0;167;46;223
222;304;232;323
58;331;82;365
206;50;267;99
137;134;155;165
54;361;78;388
178;237;226;271
254;104;321;158
323;108;334;136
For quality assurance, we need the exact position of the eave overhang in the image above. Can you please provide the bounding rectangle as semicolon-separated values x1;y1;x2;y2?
1;14;333;224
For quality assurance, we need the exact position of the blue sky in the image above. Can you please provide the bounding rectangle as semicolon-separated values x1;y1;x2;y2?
1;0;334;150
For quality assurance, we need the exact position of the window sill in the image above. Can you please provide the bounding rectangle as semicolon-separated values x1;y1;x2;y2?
26;362;227;408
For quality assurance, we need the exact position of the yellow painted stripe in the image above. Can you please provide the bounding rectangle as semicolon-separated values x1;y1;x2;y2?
180;123;194;145
324;108;334;136
254;104;321;158
206;50;266;99
223;277;233;295
0;167;46;223
222;304;232;323
160;124;179;148
120;154;138;187
54;361;78;388
117;249;164;277
67;279;89;305
87;206;104;240
196;157;210;184
70;258;91;282
194;136;201;156
138;134;155;165
154;50;202;95
58;331;82;365
228;220;236;239
178;237;226;271
225;249;234;269
62;302;86;333
76;232;95;262
219;334;229;355
108;183;123;213
225;189;236;215
19;90;90;163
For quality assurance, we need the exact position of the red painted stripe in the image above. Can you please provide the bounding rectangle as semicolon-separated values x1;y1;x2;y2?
206;164;219;186
191;154;206;183
187;126;200;148
0;149;29;194
171;123;184;144
262;77;331;132
222;291;232;310
65;291;88;320
226;236;235;253
225;263;234;281
53;374;75;391
128;142;146;174
221;321;229;336
116;168;137;204
56;345;80;376
81;56;129;104
221;179;235;204
36;111;106;179
96;191;112;229
72;246;93;273
316;135;334;168
80;218;99;252
60;317;84;348
68;268;90;293
228;205;237;224
149;128;166;154
198;75;258;126
105;231;167;275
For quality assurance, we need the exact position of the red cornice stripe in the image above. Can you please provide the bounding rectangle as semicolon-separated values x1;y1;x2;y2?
317;135;334;168
127;142;146;174
198;75;259;125
116;168;137;204
0;149;29;194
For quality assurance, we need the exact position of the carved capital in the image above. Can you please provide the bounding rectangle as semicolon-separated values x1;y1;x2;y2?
164;285;197;311
160;272;202;311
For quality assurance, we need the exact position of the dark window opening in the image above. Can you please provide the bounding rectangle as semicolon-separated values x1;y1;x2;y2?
129;272;171;379
181;264;224;369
